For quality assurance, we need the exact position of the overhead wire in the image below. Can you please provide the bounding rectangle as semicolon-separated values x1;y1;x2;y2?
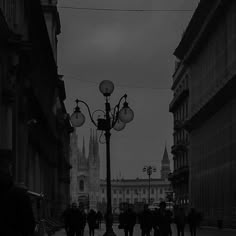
58;6;194;12
62;73;171;90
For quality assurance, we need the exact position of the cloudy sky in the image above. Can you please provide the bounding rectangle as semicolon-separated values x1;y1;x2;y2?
57;0;199;179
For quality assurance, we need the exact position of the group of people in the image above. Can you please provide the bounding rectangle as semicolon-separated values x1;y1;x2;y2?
62;203;103;236
174;206;200;236
118;202;200;236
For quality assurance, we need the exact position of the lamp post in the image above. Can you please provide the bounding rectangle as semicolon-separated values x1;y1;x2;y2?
70;80;134;236
143;166;156;205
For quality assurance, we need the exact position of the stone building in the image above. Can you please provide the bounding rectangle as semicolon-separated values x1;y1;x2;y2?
100;146;172;213
70;130;101;210
169;61;190;208
0;0;72;220
173;0;236;227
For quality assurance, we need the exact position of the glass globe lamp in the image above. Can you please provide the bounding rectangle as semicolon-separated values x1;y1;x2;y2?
70;107;85;127
113;119;126;131
99;80;114;96
119;102;134;123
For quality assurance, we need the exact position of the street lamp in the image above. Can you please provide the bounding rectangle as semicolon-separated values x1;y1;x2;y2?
143;166;156;205
70;80;134;236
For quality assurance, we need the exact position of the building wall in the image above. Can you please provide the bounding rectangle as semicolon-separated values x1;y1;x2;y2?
190;98;236;226
169;63;189;207
189;2;236;117
0;0;71;220
100;179;172;213
176;0;236;228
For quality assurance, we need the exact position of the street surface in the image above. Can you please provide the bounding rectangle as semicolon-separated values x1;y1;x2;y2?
54;223;236;236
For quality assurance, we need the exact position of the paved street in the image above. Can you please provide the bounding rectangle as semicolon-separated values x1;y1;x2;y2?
54;223;236;236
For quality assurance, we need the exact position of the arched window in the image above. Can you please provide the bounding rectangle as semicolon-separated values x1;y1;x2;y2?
79;180;84;192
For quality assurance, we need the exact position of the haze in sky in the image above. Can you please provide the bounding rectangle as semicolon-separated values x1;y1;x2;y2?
57;0;199;179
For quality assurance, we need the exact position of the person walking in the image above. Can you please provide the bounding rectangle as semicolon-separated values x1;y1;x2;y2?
152;208;160;236
78;203;87;236
188;208;198;236
0;149;35;236
174;207;186;236
62;204;71;236
157;201;172;236
96;211;103;229
123;208;136;236
67;203;80;236
87;209;97;236
139;204;153;236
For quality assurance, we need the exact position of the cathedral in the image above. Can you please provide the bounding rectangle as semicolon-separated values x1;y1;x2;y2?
70;129;171;211
70;129;100;210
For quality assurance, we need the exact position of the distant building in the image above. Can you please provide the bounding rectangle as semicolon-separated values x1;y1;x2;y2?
70;130;100;210
100;147;172;213
70;133;172;211
173;0;236;227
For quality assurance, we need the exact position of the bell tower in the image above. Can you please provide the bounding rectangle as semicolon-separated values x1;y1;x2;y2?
161;145;171;179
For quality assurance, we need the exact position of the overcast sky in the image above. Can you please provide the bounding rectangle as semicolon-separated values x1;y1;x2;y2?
57;0;199;179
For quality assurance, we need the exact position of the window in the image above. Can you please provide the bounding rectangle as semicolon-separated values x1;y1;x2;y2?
113;189;116;194
151;188;154;194
160;188;163;194
113;198;117;204
102;188;104;194
143;189;146;194
119;198;122;203
134;198;138;203
102;198;105;202
126;189;129;194
119;190;122;194
79;180;84;192
126;198;130;203
142;198;146;203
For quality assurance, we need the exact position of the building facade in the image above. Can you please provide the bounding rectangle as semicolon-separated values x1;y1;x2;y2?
0;0;72;220
169;62;190;208
100;147;172;213
173;0;236;227
70;130;101;210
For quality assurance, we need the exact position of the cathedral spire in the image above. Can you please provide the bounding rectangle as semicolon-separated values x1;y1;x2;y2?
94;130;99;161
161;144;171;179
162;144;170;164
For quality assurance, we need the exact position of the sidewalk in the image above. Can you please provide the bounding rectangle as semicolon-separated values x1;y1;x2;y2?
54;223;236;236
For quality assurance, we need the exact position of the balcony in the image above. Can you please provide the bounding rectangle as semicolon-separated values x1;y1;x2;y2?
169;166;189;184
169;88;189;113
171;139;189;154
174;120;184;131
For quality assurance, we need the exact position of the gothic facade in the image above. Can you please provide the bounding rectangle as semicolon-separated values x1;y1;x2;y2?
70;130;100;210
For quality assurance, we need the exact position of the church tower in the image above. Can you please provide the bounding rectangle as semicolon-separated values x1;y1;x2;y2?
161;145;171;179
70;130;80;204
70;129;100;209
88;130;101;210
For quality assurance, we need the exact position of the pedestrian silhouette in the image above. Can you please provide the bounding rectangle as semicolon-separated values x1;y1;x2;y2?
139;204;153;236
87;209;97;236
152;207;160;236
78;203;87;236
61;204;71;236
157;201;172;236
96;210;103;229
122;208;136;236
174;207;186;236
0;149;35;236
67;202;86;236
188;208;198;236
